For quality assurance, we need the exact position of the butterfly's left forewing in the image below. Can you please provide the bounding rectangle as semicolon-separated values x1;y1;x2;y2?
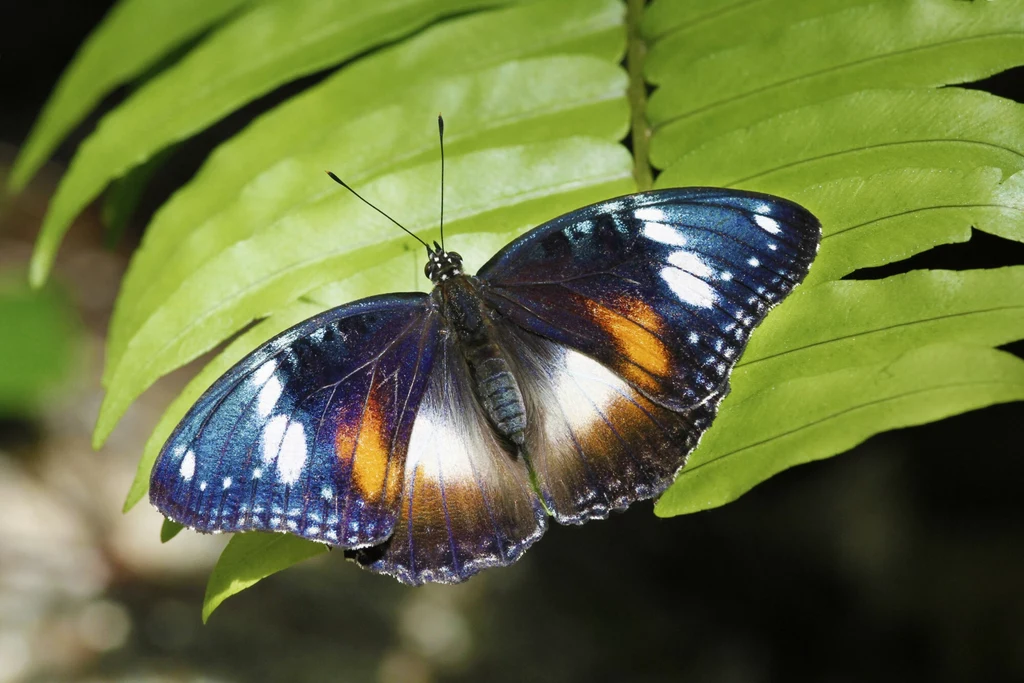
479;188;820;411
150;294;438;548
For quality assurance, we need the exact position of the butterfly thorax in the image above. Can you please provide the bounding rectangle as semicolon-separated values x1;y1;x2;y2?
434;273;528;448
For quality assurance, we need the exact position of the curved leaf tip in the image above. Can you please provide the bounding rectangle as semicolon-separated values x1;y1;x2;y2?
203;533;328;622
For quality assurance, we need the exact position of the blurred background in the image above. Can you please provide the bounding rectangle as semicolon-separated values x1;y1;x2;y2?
2;3;1023;682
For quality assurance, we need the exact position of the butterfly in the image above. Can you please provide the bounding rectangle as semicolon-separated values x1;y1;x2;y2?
150;117;820;585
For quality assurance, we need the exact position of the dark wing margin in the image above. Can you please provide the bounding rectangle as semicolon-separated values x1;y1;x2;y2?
347;333;546;585
477;188;821;413
150;294;438;549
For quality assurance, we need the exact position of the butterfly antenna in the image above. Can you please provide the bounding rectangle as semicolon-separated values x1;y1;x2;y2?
325;170;430;251
438;113;446;251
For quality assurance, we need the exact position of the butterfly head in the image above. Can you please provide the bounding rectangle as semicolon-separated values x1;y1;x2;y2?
425;241;463;283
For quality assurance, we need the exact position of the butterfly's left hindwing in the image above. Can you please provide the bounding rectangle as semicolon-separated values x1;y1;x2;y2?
494;323;716;524
478;188;821;413
150;294;438;548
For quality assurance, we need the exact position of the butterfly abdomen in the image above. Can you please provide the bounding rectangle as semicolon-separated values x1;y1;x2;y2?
471;356;526;445
437;276;527;447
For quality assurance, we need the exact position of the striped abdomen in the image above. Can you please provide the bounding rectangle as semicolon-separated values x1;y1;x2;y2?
464;347;526;445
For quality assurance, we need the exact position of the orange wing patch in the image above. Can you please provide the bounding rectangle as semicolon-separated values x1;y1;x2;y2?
335;386;402;504
584;296;670;391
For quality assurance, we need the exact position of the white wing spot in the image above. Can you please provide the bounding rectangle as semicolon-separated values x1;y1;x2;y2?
321;486;334;501
667;250;714;279
199;481;207;492
721;271;733;281
642;221;686;246
179;450;195;480
222;477;232;490
754;214;781;234
277;422;308;485
662;268;717;308
748;258;760;267
635;206;667;222
252;468;263;479
252;359;277;385
257;374;283;418
262;414;288;464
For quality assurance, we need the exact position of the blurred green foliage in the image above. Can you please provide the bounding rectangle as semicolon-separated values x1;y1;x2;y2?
0;275;78;417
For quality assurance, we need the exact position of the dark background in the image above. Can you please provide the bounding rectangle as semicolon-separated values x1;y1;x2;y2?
2;3;1023;682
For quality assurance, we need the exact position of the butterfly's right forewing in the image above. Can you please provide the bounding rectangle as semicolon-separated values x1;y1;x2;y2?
150;294;438;549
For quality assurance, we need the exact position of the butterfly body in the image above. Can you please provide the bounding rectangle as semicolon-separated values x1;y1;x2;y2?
435;272;528;447
150;188;821;585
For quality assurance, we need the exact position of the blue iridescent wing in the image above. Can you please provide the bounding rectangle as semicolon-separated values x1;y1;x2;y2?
477;188;820;522
348;331;547;584
150;294;438;548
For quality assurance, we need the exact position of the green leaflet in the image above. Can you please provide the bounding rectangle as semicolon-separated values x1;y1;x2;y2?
799;168;1024;284
654;88;1024;188
733;267;1024;402
0;275;79;416
202;532;328;623
647;0;1024;159
643;0;877;81
105;55;629;384
160;519;184;543
28;0;536;287
656;344;1024;516
109;0;622;286
7;0;255;193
